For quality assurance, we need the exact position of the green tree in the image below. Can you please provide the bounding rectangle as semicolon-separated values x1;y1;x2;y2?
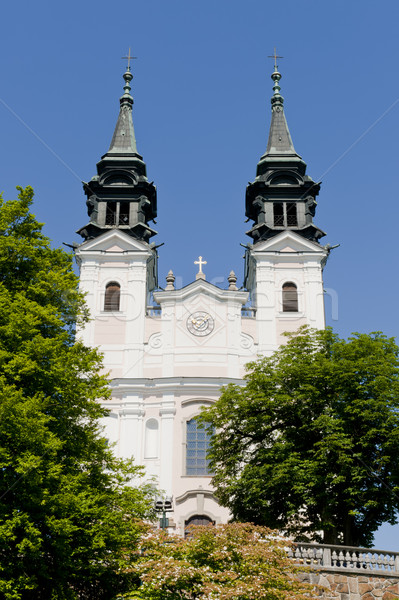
131;523;314;600
201;327;399;547
0;187;154;600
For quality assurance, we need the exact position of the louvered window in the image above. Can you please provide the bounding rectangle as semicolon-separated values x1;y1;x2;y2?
105;203;116;225
186;419;213;476
119;202;130;225
104;282;120;312
273;202;284;226
273;202;298;227
282;282;298;312
105;202;130;226
286;202;298;226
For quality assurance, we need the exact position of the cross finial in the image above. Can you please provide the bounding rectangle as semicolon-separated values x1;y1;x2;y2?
194;256;207;279
268;47;283;71
121;47;137;71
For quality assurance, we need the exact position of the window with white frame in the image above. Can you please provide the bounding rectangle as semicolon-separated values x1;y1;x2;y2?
282;281;298;312
104;282;121;312
186;418;213;476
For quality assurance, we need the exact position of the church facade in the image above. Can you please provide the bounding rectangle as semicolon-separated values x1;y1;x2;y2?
75;62;328;535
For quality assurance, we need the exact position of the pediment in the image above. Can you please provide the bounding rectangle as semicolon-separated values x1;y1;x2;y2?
154;277;248;305
77;229;151;253
252;231;324;254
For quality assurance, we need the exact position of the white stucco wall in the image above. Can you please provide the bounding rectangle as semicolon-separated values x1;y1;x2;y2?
76;228;327;534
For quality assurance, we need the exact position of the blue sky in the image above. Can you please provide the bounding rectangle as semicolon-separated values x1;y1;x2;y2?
1;0;399;549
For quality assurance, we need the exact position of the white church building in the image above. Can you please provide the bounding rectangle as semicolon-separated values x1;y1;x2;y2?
75;60;328;536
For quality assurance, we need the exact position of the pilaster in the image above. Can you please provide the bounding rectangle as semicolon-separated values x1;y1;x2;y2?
303;262;326;329
76;261;100;346
159;393;176;496
124;258;151;378
253;262;277;353
119;403;145;461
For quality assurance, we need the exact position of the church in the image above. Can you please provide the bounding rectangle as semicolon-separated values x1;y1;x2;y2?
75;59;328;536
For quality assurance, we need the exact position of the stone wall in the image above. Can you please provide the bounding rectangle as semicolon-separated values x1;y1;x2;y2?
302;571;399;599
292;542;399;598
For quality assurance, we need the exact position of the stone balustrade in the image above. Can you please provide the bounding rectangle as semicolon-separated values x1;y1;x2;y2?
289;542;399;575
146;305;161;316
241;307;256;317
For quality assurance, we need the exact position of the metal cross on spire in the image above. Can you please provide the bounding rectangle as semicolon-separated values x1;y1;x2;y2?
121;47;137;70
268;47;284;71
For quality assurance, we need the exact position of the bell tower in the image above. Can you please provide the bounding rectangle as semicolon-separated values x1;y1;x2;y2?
244;63;328;353
75;64;158;375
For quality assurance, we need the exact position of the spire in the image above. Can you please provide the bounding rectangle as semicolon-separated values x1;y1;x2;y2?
77;59;157;244
263;67;297;156
244;61;325;245
107;67;139;156
255;63;306;178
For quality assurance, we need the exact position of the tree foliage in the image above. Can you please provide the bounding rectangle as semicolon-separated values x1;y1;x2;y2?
0;187;154;599
201;327;399;546
131;523;314;600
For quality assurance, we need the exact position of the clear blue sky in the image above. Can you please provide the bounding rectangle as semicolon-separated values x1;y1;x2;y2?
1;0;399;549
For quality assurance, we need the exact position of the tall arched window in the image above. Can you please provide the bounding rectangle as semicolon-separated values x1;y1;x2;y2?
144;419;159;459
186;418;213;476
104;282;120;312
282;282;298;312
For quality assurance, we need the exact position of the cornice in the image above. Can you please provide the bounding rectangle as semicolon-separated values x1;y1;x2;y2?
175;488;215;504
254;251;326;264
76;229;153;255
250;230;327;254
159;407;177;416
154;279;248;305
119;407;145;417
109;376;244;396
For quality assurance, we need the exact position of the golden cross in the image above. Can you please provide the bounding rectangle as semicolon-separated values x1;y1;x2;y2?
121;47;137;70
267;47;284;70
194;256;207;274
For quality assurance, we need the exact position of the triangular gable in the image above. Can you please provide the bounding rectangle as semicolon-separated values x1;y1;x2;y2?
252;231;324;254
154;277;248;304
77;229;150;253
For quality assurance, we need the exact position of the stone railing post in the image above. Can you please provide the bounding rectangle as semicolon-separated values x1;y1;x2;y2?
322;547;331;567
395;555;399;573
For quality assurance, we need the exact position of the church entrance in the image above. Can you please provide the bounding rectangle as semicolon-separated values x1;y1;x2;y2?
184;514;215;537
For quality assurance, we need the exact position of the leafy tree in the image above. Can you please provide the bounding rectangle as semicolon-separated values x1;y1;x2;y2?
0;187;154;600
200;327;399;547
131;523;314;600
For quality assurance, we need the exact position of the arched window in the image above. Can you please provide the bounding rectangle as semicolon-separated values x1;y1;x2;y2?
144;419;159;459
184;514;214;537
186;418;213;476
104;282;120;312
282;282;298;312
